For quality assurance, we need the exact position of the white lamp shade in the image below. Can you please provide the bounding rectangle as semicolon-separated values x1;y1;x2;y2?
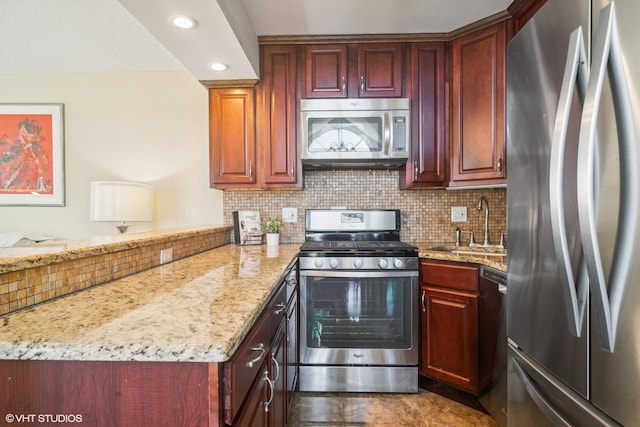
90;181;154;222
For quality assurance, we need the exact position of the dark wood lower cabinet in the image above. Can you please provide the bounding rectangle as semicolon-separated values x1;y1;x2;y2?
419;259;499;395
269;322;288;426
225;260;298;426
234;365;270;427
0;360;216;427
422;287;479;392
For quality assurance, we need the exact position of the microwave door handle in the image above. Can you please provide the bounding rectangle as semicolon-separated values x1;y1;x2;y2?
383;112;391;156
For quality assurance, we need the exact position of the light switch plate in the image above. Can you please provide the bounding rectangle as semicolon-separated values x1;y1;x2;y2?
282;207;297;223
451;206;467;222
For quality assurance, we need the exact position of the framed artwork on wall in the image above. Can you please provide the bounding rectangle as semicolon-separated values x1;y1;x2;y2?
0;103;65;206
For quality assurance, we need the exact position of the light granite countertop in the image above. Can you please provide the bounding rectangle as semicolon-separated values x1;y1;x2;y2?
417;243;507;272
0;226;229;274
0;243;300;363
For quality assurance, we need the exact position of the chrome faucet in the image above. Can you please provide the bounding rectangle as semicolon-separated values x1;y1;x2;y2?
477;196;490;246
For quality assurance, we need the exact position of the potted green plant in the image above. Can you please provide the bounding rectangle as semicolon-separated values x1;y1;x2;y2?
262;216;283;246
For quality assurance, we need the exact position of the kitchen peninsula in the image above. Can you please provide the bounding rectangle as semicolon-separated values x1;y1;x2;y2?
0;228;299;426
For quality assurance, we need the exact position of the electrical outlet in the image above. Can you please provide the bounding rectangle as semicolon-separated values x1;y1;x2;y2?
160;248;173;264
282;207;297;223
451;207;468;222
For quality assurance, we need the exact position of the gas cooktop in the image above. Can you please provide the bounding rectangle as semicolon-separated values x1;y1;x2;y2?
299;240;417;254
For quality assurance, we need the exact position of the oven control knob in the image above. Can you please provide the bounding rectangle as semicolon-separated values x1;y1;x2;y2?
330;258;339;269
353;258;363;269
314;259;324;268
378;258;388;269
393;258;404;269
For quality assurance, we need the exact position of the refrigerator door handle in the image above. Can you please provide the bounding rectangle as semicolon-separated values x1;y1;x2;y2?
549;26;589;337
512;357;573;427
577;2;639;351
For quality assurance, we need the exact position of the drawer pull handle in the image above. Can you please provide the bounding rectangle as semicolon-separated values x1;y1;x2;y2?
274;302;286;315
263;370;274;413
246;343;266;368
270;353;280;382
286;316;294;342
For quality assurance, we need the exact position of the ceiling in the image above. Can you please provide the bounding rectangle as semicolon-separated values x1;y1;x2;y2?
1;0;512;81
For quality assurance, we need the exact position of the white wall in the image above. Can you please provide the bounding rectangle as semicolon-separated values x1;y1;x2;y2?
0;71;223;239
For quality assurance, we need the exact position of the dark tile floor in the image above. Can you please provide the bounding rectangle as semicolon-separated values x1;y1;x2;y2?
287;389;498;426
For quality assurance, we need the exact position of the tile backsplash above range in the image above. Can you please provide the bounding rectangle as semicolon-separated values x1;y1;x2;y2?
223;169;506;245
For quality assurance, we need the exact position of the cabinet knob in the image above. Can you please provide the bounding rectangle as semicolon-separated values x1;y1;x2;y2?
498;155;503;175
360;76;364;95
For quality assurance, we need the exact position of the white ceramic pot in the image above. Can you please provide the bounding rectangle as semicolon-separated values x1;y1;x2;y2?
266;233;280;246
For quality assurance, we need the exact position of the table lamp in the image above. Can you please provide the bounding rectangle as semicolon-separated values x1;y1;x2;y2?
90;181;153;233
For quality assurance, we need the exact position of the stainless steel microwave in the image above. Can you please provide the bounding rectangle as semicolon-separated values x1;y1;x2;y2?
300;98;410;168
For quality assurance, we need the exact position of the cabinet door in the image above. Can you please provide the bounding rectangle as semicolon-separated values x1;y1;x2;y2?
209;88;256;188
400;42;447;188
286;296;298;396
259;45;301;188
355;43;403;98
305;44;348;98
234;366;270;427
421;286;479;393
268;322;287;427
450;22;506;186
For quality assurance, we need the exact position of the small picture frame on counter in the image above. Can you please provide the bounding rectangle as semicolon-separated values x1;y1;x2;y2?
232;211;263;245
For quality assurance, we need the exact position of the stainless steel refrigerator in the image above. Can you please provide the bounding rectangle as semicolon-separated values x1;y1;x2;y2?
507;0;640;425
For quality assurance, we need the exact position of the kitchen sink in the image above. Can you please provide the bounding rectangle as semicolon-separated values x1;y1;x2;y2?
428;245;507;257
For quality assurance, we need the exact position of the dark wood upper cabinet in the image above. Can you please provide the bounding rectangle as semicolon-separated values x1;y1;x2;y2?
400;42;447;188
304;44;348;98
259;44;302;188
450;22;507;187
209;87;256;188
304;42;403;98
355;43;403;98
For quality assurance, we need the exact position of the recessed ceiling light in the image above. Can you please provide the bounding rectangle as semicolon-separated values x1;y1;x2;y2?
170;15;197;29
210;63;229;71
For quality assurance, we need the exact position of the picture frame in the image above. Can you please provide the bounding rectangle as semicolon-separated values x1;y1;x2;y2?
0;103;65;206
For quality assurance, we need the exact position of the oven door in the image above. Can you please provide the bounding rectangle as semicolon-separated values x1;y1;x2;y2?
299;269;419;366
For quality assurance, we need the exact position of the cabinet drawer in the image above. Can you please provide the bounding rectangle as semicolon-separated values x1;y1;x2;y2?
266;282;288;338
284;263;298;305
420;260;479;292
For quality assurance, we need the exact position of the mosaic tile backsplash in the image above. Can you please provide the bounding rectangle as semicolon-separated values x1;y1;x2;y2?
223;170;506;245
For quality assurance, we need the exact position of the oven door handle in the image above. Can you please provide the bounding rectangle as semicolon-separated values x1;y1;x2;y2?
299;270;418;279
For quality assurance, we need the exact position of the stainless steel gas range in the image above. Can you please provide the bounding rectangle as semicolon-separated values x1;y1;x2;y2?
298;209;419;393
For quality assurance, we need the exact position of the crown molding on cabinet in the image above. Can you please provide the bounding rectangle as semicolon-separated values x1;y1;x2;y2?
257;10;512;45
200;79;259;89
